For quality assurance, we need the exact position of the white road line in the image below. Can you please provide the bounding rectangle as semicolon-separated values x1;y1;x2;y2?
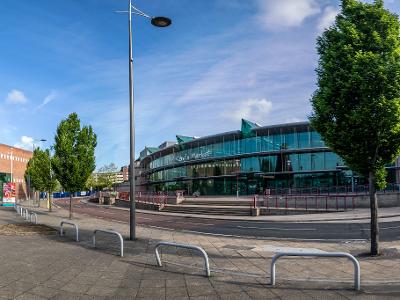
98;211;115;215
381;225;400;230
138;217;152;220
359;226;400;231
236;225;316;231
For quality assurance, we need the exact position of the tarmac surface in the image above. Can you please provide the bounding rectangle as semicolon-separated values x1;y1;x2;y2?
1;202;400;299
52;198;400;242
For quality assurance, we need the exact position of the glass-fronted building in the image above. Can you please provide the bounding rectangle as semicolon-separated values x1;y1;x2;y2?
138;120;381;196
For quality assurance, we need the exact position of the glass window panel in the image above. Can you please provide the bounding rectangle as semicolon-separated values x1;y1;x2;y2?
325;152;342;169
272;134;282;150
288;154;299;171
311;152;324;170
311;131;325;148
260;136;273;152
299;153;311;171
241;157;259;172
298;131;310;149
259;156;276;173
284;133;297;149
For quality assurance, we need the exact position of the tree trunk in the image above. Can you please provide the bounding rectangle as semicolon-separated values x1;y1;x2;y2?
69;194;73;219
369;171;379;256
48;192;52;212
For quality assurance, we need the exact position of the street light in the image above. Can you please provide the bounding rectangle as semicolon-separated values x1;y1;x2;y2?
116;1;171;240
7;148;13;183
32;139;47;151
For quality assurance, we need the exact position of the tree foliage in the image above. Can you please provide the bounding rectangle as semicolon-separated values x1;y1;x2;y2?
25;148;58;193
311;0;400;187
310;0;400;255
52;112;97;194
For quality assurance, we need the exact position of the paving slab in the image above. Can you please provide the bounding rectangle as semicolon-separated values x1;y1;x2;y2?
1;205;400;299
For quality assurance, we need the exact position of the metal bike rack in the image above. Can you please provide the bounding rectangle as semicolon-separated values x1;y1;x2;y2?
155;242;211;277
60;220;79;242
29;212;38;224
93;229;124;257
270;251;361;291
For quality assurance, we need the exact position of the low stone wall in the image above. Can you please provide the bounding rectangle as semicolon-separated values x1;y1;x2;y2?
115;199;162;211
353;192;400;208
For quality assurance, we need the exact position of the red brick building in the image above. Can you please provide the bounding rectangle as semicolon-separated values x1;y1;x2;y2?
0;143;33;202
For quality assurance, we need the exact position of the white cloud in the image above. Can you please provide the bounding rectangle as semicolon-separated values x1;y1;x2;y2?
38;90;58;109
317;6;339;33
224;98;273;123
14;136;34;151
256;0;320;30
6;89;27;104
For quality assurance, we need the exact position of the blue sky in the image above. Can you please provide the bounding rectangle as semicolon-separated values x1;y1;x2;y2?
1;0;399;169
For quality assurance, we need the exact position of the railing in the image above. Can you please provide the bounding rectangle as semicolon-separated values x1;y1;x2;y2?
93;229;124;257
268;183;400;196
261;194;355;211
136;192;168;209
154;242;211;277
60;220;79;242
270;251;360;291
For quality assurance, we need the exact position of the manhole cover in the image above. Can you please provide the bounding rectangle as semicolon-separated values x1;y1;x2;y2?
222;245;255;251
0;224;57;236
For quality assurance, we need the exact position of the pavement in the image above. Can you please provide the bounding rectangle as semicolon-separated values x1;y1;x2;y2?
1;203;400;299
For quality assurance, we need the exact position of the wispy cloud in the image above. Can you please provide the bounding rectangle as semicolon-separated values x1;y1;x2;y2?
6;89;27;104
256;0;321;30
37;90;58;109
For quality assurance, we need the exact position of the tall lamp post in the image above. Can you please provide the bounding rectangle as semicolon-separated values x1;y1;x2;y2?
7;148;14;183
116;1;171;240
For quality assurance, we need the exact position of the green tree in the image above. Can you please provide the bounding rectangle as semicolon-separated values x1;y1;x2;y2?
25;148;58;211
310;0;400;255
52;113;97;218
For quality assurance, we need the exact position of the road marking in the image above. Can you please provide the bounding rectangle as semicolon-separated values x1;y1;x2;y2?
381;225;400;230
98;211;115;215
142;225;365;242
236;225;316;231
163;220;215;226
137;217;152;220
359;226;400;231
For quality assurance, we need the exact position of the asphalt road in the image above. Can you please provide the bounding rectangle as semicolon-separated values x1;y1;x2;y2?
54;198;400;242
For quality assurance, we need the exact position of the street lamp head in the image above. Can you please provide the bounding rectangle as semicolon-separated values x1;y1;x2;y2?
40;139;47;142
151;16;172;27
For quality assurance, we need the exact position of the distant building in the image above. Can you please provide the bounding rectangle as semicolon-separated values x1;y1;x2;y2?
120;165;129;182
0;144;33;202
136;119;400;196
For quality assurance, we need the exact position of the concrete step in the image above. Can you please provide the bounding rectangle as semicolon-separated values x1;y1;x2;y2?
182;198;256;207
161;204;252;216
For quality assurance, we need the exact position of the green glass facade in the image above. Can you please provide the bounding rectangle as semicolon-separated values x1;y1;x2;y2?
139;121;359;195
